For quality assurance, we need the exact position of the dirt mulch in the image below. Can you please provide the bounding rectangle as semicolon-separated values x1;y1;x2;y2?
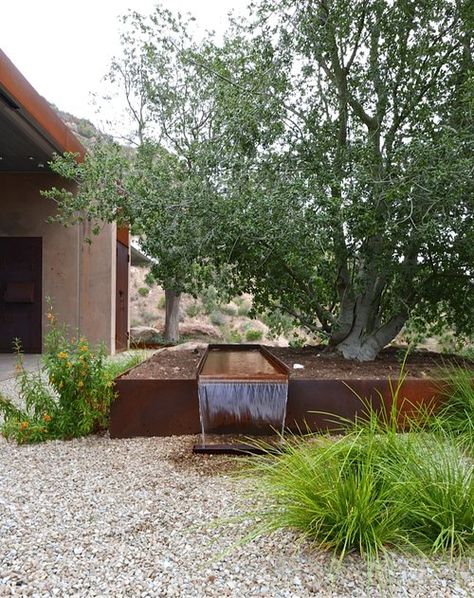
268;345;474;379
121;345;473;381
120;347;205;379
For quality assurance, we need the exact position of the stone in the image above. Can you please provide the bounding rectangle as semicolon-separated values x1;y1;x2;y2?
129;326;161;344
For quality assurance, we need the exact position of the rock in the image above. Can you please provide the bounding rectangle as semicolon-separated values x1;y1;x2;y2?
129;326;161;343
166;341;208;352
178;322;223;339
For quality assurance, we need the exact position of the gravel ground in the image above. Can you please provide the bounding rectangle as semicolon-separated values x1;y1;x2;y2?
0;431;473;598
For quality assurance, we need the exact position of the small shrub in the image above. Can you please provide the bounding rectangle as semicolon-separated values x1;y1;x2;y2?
245;329;263;342
221;303;238;316
158;296;166;309
137;286;150;297
200;286;219;314
209;310;226;326
288;335;305;348
259;308;294;337
225;329;243;344
142;310;157;325
144;272;155;287
0;311;145;444
186;302;201;318
237;302;251;317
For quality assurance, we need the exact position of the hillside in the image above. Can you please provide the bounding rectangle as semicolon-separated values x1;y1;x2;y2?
51;104;109;148
129;264;296;347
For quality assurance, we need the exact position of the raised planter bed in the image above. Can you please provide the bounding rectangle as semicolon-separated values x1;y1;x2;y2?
109;345;470;438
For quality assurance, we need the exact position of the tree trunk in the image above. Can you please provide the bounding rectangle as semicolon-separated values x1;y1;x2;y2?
332;311;407;361
164;289;181;343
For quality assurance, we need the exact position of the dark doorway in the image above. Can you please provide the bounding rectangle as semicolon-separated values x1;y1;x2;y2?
0;237;42;353
115;240;129;351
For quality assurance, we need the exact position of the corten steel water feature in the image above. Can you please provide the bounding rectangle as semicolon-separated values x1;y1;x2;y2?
109;348;446;440
194;345;289;453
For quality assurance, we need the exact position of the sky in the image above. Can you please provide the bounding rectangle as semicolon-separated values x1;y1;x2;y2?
1;0;247;127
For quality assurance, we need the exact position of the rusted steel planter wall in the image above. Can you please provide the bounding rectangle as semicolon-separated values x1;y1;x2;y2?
110;378;200;438
285;378;442;432
110;371;444;438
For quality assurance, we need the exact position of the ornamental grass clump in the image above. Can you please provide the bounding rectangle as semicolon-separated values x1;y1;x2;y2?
0;309;144;444
391;433;474;558
246;433;408;561
245;401;473;560
431;367;474;453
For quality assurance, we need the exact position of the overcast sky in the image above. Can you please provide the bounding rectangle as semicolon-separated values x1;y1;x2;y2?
1;1;247;126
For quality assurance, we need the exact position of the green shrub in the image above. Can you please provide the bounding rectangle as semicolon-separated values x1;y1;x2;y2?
245;328;263;342
144;272;155;287
225;329;243;344
237;302;251;317
186;302;201;318
209;310;226;326
288;335;305;348
0;313;145;444
259;308;294;337
137;286;150;297
158;296;166;309
200;286;219;314
221;303;238;316
141;310;157;325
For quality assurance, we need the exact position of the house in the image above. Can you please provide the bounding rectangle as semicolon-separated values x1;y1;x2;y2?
0;49;129;354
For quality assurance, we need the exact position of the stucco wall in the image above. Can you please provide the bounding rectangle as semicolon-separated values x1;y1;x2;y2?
0;173;116;353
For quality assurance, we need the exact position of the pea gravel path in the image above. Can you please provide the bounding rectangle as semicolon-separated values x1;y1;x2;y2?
0;433;472;598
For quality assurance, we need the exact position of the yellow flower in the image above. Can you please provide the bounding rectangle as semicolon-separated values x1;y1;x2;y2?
78;380;84;388
79;345;88;353
67;361;72;368
47;313;54;321
43;413;52;422
57;351;68;360
19;421;29;430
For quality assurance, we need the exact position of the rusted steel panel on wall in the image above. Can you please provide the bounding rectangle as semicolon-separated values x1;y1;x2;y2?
285;378;440;432
110;378;200;438
116;227;129;247
110;372;444;438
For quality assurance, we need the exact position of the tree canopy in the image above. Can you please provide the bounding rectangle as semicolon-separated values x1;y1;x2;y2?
44;0;474;359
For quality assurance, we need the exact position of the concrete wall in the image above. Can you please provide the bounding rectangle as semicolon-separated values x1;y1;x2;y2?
0;173;116;353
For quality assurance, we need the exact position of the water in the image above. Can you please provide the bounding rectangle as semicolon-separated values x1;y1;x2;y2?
198;379;289;443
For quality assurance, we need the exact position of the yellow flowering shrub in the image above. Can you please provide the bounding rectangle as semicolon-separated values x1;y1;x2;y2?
0;305;143;444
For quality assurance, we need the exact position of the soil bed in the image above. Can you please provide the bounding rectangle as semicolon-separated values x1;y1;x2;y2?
121;347;205;379
122;345;473;381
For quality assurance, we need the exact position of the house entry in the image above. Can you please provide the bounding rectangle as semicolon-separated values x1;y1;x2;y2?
0;237;42;353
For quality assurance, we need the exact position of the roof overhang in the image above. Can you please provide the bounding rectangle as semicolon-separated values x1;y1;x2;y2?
0;49;85;173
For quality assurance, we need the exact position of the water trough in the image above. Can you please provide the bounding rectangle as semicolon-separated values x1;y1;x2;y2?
110;347;447;440
194;344;289;453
